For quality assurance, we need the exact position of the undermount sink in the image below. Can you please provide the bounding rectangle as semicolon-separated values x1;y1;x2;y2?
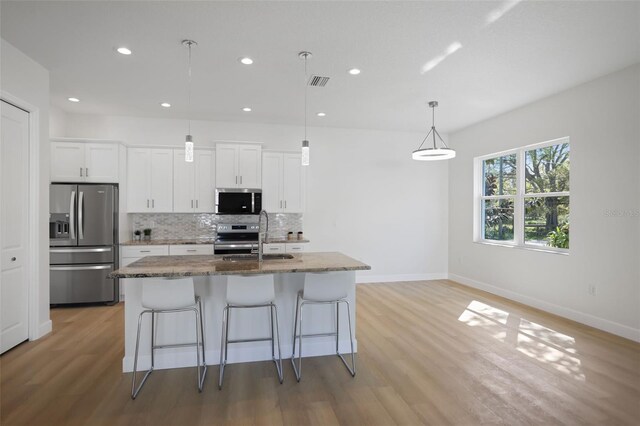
222;253;294;262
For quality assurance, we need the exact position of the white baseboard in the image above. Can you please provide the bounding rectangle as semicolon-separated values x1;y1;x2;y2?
37;320;52;339
357;272;448;284
122;338;358;372
448;273;640;343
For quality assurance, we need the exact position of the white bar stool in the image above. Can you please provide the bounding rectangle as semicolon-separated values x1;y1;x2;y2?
291;272;356;381
131;277;207;399
219;274;283;389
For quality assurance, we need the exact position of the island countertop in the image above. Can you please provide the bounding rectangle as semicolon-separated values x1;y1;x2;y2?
109;252;370;278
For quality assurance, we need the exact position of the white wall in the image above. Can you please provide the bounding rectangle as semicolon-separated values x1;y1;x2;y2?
63;114;449;282
1;38;52;338
448;64;640;341
49;105;67;137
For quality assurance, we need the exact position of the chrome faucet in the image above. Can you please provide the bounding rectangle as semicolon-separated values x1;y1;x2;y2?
258;210;269;262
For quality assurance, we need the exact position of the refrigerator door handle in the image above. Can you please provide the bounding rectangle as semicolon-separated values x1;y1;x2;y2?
78;191;84;240
50;265;112;271
50;247;112;253
69;190;76;240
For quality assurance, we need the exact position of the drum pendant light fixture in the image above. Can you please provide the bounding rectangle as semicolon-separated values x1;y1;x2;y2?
183;39;197;162
299;51;312;166
412;101;456;161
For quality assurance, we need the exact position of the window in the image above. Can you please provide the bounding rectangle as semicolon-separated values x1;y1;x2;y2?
476;138;570;251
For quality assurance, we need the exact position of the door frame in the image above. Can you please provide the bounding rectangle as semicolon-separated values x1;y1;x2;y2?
1;90;45;342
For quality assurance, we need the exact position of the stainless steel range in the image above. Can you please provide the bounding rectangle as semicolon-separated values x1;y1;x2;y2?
214;223;260;254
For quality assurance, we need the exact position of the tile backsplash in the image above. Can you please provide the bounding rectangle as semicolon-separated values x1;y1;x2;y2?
129;213;303;241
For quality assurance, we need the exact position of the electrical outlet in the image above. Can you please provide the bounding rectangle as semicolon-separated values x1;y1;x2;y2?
588;284;597;296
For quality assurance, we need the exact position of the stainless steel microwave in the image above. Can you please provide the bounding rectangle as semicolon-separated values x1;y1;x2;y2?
215;188;262;215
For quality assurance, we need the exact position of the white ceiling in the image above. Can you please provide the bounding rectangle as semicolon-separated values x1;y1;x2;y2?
1;1;638;133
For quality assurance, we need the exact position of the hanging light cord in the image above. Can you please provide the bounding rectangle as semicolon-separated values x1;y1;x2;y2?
304;54;308;141
187;41;192;135
416;103;449;150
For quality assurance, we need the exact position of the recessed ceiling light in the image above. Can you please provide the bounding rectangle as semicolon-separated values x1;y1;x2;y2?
239;57;253;65
117;47;132;55
348;68;361;75
68;97;80;102
317;112;326;117
160;102;171;108
242;107;252;112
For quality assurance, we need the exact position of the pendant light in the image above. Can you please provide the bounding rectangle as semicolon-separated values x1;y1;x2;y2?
183;39;197;162
299;51;312;166
412;101;455;161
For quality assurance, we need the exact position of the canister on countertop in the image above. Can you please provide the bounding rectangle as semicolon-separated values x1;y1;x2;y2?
287;232;295;241
297;232;304;240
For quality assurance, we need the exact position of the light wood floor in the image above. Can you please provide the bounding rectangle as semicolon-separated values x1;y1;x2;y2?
1;280;639;425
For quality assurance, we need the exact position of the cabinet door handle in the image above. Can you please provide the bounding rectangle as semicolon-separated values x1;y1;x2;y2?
280;200;282;208
152;199;155;208
80;167;83;177
284;200;287;209
191;200;194;208
196;200;199;208
140;250;151;253
187;249;197;252
235;176;238;184
147;199;150;208
240;176;243;185
86;167;89;177
11;257;16;261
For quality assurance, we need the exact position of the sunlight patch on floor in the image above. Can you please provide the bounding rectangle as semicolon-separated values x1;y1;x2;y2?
458;300;585;381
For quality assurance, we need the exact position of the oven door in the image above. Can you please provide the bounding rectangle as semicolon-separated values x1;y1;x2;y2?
214;243;258;255
215;189;261;214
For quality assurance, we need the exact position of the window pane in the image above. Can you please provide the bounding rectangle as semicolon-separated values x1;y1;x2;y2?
483;199;514;241
525;143;570;193
524;196;570;248
483;154;516;196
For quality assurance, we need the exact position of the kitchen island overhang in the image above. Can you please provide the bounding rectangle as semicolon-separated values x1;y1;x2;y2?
110;252;370;373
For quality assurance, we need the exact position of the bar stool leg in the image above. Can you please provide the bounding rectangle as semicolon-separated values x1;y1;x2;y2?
271;303;284;383
218;305;229;390
131;311;154;399
336;300;356;377
196;298;207;391
291;297;305;382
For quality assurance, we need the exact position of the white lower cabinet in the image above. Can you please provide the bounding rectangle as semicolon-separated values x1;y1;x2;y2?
285;243;306;253
169;245;214;255
263;243;306;254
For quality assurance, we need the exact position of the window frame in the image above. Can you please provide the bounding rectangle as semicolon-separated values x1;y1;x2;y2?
474;137;570;254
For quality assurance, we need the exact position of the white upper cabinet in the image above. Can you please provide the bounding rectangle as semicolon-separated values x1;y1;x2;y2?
215;143;262;189
51;141;119;183
282;153;305;213
261;152;305;213
173;149;215;212
173;150;195;212
84;143;119;183
127;148;173;212
262;152;283;212
194;150;215;212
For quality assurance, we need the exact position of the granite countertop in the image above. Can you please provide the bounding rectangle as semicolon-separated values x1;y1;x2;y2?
121;239;215;246
109;252;370;278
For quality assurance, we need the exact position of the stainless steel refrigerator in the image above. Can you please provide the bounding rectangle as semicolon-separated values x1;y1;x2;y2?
49;184;119;305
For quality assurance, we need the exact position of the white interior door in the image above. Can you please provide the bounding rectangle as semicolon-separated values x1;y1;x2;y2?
1;100;30;354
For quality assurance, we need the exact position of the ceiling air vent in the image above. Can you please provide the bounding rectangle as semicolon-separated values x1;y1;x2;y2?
307;75;330;87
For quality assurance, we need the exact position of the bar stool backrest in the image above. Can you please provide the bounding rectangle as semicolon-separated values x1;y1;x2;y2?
142;277;196;310
303;272;350;302
227;274;275;305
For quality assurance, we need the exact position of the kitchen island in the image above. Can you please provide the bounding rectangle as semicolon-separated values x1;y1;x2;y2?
110;252;370;373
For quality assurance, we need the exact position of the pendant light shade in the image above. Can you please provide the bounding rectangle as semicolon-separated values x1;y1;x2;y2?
299;51;312;166
412;101;455;161
183;39;197;162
